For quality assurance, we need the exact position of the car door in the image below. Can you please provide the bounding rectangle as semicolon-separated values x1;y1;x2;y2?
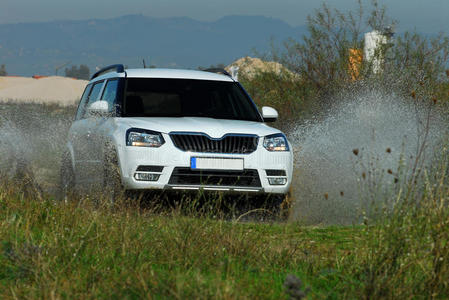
88;78;121;185
70;80;105;185
69;83;91;183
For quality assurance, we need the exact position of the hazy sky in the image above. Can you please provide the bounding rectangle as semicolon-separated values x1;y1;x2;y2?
1;0;448;33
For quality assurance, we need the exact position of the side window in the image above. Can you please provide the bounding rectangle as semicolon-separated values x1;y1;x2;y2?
82;81;104;118
101;79;119;113
75;84;92;120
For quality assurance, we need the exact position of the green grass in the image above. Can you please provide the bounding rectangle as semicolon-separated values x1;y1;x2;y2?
0;184;359;299
1;172;449;299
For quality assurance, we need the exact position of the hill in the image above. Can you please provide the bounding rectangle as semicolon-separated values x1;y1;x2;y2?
0;15;306;76
226;56;296;79
0;76;87;105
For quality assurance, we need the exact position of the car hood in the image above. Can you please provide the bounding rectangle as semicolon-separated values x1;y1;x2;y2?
118;117;281;138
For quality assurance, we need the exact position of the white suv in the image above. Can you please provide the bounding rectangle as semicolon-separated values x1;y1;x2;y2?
61;64;293;207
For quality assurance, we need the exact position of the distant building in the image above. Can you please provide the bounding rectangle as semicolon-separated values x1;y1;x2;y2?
364;28;395;74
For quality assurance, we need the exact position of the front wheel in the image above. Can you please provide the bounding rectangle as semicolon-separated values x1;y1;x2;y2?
239;193;291;222
269;194;291;221
59;152;75;202
257;193;291;221
103;148;124;205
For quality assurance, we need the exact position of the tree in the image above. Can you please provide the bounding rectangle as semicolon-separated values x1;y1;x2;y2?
274;1;394;91
0;64;7;76
273;0;449;95
65;64;90;80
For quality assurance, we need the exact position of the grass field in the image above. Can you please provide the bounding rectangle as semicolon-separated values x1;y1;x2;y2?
1;163;449;299
0;185;361;299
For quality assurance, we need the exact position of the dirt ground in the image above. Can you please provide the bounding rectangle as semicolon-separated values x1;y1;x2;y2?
0;76;87;106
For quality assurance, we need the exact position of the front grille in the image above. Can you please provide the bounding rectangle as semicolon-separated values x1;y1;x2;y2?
169;168;261;187
170;133;258;154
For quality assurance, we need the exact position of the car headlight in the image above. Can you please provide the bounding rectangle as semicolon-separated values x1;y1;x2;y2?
263;133;289;151
126;128;165;147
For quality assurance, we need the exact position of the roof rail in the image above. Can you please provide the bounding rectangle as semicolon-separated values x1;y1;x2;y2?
203;68;233;78
91;64;125;80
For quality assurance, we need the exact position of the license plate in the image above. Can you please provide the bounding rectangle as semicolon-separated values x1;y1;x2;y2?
190;157;244;171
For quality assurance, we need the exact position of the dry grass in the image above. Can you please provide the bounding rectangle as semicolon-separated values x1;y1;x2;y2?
1;145;449;299
0;183;353;299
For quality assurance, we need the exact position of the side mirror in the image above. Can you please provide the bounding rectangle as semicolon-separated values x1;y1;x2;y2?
87;100;109;117
262;106;278;122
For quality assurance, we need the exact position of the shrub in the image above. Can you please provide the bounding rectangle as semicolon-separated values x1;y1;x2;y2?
0;64;7;76
65;64;90;80
249;0;449;122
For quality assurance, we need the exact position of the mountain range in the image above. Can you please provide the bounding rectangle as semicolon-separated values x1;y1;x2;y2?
0;15;307;76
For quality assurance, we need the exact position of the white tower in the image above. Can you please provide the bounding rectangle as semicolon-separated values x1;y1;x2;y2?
364;30;389;74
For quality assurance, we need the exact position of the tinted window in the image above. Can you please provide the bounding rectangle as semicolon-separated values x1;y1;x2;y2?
87;81;104;106
124;78;262;122
80;81;104;118
101;79;119;113
75;84;92;120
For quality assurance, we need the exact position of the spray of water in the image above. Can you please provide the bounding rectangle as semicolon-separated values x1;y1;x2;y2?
0;103;74;194
0;94;447;224
0;120;31;177
289;88;448;225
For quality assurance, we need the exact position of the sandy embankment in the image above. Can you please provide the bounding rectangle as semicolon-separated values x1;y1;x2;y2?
225;56;297;79
0;76;88;106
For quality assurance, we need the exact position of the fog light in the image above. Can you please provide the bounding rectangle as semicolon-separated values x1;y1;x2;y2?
134;172;160;181
268;177;287;185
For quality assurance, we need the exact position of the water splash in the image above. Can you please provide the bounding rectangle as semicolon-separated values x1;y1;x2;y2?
0;103;74;193
0;120;32;177
0;96;447;223
289;88;448;225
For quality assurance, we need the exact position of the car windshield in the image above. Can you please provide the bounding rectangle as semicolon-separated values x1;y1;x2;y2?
123;78;262;122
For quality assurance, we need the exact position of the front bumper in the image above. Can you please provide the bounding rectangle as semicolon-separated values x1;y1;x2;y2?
117;136;293;194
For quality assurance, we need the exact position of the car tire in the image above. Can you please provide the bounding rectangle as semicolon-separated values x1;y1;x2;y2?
104;147;124;205
267;194;291;221
59;151;75;202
